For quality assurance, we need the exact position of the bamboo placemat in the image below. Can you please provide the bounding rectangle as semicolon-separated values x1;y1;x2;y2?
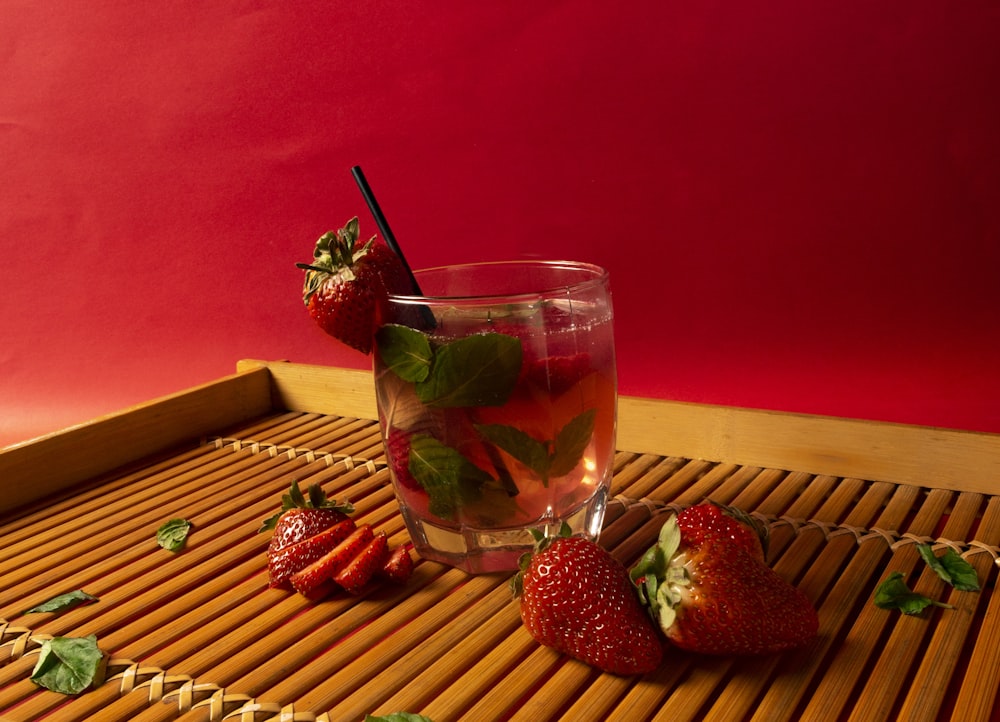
2;409;999;721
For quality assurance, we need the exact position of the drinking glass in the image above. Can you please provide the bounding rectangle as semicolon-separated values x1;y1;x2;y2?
373;260;616;573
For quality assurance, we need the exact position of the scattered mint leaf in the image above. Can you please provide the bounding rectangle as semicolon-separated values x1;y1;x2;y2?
30;635;104;695
156;518;193;552
23;591;98;615
365;714;435;722
916;544;980;592
376;324;433;382
408;434;495;519
874;571;952;615
415;333;522;408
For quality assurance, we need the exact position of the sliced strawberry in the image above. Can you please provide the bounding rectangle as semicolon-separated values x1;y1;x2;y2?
333;531;390;594
260;480;354;556
288;524;375;597
267;518;357;589
379;543;415;584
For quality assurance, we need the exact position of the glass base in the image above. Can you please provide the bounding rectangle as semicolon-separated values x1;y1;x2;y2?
400;487;610;574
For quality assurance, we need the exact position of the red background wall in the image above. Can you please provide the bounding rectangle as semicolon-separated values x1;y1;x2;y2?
2;0;999;448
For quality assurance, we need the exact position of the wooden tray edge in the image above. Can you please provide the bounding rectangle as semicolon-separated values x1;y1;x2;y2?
243;359;1000;494
0;366;275;514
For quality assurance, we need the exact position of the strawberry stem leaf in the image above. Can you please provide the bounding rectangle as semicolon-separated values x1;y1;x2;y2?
630;514;684;626
258;480;354;533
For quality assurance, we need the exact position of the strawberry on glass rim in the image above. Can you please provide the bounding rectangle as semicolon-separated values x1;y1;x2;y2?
296;217;412;355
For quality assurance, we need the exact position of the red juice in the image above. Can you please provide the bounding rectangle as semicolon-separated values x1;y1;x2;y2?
373;261;616;573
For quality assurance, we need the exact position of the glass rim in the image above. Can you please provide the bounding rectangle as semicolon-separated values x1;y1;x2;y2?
387;259;609;304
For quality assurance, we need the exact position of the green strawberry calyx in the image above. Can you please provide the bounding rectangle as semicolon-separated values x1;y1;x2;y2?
296;217;377;305
258;480;355;533
629;515;685;632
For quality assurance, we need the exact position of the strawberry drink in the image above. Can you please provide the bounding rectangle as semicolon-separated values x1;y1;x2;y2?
374;261;617;573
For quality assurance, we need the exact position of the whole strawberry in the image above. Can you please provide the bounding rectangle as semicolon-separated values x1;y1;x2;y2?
631;503;818;655
297;217;413;354
512;525;663;676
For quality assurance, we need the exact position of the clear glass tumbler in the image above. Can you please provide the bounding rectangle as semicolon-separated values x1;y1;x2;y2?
373;260;616;573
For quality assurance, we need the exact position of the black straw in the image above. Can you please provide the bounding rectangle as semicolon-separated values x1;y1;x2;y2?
350;165;435;329
350;165;422;296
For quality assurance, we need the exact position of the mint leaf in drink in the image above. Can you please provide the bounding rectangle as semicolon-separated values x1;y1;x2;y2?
23;591;98;615
156;518;193;552
874;572;952;615
475;424;550;478
415;333;521;408
477;409;596;486
376;324;433;382
30;635;104;695
548;409;596;478
408;434;495;519
916;544;980;592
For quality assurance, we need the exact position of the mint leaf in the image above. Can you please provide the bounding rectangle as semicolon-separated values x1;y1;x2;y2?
156;518;193;552
874;571;952;615
23;591;98;615
916;544;980;592
376;324;433;382
408;435;495;519
475;424;550;478
416;333;522;408
30;635;104;695
548;409;596;477
476;409;596;485
365;714;435;722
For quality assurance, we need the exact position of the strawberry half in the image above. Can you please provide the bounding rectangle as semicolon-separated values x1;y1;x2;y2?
630;504;818;655
297;217;413;354
511;525;663;676
289;524;375;598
